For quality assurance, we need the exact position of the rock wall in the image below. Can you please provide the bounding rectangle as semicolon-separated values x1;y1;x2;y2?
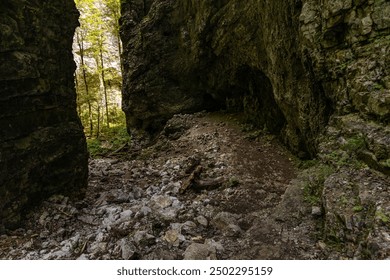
120;0;389;158
0;0;88;231
302;0;390;258
301;0;390;164
120;0;390;258
120;0;334;157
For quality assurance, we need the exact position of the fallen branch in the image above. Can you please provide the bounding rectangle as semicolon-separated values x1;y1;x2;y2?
56;207;72;217
108;143;129;157
180;166;226;194
80;240;88;254
196;177;225;190
179;165;203;194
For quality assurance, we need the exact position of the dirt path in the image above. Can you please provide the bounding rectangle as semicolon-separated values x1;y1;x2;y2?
0;112;322;260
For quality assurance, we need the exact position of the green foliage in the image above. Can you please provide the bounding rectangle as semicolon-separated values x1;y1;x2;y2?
74;0;123;139
303;164;335;205
87;123;131;157
375;209;389;224
322;137;367;169
383;159;390;168
373;83;383;91
322;150;350;167
87;138;105;157
353;205;364;212
298;159;319;169
342;135;366;152
227;177;240;188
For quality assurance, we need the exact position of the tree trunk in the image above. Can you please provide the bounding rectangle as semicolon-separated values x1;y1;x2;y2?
99;42;110;129
74;73;81;118
96;103;101;139
76;30;93;136
117;33;123;75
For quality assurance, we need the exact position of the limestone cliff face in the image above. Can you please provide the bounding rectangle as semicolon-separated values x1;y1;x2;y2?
121;0;390;257
301;0;390;258
120;0;389;158
0;0;88;230
300;0;390;162
120;0;333;157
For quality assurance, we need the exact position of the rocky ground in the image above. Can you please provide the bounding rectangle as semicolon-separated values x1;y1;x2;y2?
0;112;332;260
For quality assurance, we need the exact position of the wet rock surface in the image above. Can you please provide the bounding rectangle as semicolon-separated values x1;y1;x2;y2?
0;113;323;260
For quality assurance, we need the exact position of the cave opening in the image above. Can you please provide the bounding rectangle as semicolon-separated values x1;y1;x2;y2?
225;66;286;134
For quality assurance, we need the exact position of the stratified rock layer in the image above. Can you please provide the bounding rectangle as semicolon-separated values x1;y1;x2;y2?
0;0;88;230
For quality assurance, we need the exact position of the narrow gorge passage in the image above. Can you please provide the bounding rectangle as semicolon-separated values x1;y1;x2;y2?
1;0;389;261
0;113;321;260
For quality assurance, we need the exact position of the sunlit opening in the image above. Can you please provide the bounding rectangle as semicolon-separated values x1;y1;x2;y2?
72;0;129;156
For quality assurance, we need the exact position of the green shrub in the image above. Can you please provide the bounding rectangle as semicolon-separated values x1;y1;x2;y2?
87;124;131;157
342;136;366;152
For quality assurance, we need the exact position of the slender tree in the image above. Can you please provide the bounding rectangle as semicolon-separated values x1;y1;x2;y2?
75;29;94;136
73;0;123;136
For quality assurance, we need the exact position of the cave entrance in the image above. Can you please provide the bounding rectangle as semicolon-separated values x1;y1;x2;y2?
72;0;125;143
226;67;286;134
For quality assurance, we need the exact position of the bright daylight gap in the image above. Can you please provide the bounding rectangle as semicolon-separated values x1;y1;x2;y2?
72;0;129;157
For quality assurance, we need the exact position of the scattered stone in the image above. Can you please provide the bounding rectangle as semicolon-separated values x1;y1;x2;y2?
211;212;239;231
90;242;108;257
151;195;173;209
77;254;89;260
159;208;179;222
119;238;136;260
163;230;183;247
135;206;152;219
182;221;197;235
196;216;208;227
311;206;322;217
205;239;224;253
120;210;133;220
1;112;371;261
225;224;242;237
132;231;155;247
183;243;217;260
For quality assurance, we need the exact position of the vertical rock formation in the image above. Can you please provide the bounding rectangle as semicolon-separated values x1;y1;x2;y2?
120;0;389;158
120;0;333;157
300;0;390;259
120;0;390;257
0;0;88;230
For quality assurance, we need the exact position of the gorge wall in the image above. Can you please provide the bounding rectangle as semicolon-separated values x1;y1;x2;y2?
0;0;88;231
0;0;387;257
120;0;390;257
120;0;389;159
